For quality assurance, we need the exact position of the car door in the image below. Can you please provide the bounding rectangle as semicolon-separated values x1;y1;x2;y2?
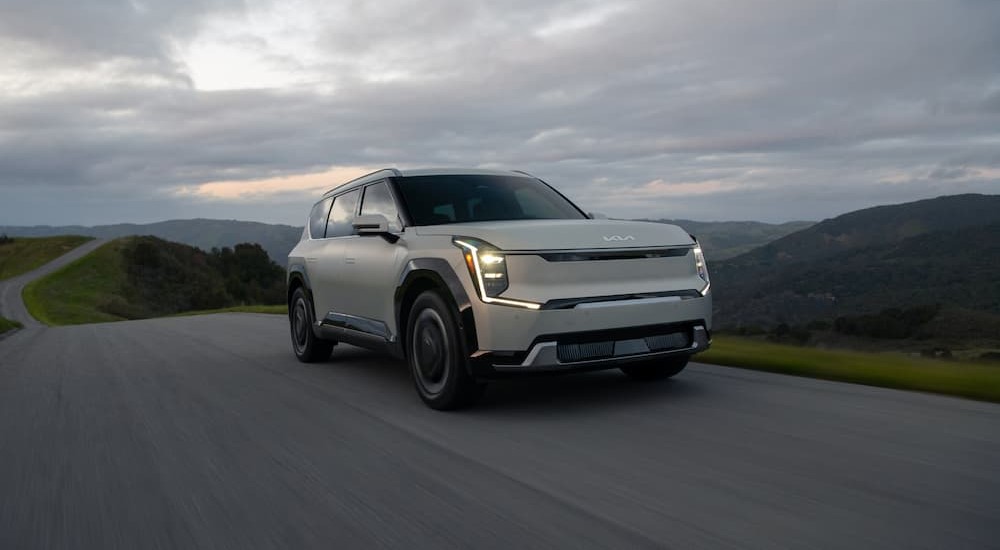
311;188;360;322
338;180;407;340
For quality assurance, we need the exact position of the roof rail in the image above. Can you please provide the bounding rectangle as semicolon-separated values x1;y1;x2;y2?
511;169;537;178
346;168;402;184
323;168;402;196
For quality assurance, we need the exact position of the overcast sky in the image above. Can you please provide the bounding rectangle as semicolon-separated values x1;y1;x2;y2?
1;0;998;226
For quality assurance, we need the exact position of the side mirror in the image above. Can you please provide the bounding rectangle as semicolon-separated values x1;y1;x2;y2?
353;214;400;243
588;212;608;219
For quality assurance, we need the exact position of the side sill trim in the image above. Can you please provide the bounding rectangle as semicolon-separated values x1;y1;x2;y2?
320;311;394;342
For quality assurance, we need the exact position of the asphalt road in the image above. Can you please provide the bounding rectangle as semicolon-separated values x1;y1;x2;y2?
0;250;998;549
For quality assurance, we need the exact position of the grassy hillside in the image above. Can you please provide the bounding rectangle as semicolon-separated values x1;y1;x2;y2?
0;219;302;266
637;219;813;260
0;316;22;335
0;235;93;281
24;236;286;326
23;239;126;325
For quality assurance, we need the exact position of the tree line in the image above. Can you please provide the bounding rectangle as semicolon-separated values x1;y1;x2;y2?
103;236;285;319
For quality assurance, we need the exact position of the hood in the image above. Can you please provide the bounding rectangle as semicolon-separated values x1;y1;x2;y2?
413;219;694;251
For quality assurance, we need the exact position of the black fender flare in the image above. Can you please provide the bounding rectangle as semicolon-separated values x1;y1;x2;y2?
394;258;480;362
287;264;316;318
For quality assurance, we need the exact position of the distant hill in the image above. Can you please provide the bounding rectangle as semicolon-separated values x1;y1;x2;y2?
723;194;1000;268
0;219;302;266
637;219;813;260
712;194;1000;332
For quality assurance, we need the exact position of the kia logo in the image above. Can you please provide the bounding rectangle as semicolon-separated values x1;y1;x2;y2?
603;235;635;242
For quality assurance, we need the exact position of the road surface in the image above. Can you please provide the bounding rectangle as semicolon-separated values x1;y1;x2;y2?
0;249;998;549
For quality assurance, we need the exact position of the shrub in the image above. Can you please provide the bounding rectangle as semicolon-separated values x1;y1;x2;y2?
766;323;811;344
114;236;285;319
834;304;941;339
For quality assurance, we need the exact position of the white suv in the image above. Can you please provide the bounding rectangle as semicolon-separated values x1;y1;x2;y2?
288;168;712;409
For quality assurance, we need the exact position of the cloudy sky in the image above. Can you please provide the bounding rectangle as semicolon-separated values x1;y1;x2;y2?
1;0;998;226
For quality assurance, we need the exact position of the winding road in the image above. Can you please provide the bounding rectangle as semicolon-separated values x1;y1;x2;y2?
0;245;998;549
0;238;107;329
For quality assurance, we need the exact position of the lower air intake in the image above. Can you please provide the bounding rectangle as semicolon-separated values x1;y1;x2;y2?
555;330;692;363
557;341;614;362
645;332;691;351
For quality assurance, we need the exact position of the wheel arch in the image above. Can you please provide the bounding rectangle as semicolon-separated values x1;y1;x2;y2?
395;259;479;364
287;265;316;320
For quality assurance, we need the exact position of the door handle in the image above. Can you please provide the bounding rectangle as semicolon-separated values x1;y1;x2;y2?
345;257;357;264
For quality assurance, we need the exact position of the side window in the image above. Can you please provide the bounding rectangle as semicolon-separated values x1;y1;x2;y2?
326;189;361;238
360;182;402;231
308;198;333;239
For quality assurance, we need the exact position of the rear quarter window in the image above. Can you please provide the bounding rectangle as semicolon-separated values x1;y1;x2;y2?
308;198;333;239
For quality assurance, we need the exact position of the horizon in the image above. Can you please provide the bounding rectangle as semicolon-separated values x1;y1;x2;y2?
4;190;998;230
1;1;998;225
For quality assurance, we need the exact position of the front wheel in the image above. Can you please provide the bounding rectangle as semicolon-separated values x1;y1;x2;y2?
620;356;689;381
406;291;486;410
289;287;335;363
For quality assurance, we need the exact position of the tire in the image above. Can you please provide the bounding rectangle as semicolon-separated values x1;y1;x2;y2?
289;287;335;363
406;291;486;410
620;356;689;381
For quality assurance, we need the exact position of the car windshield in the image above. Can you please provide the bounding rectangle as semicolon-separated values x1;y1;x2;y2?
394;175;587;225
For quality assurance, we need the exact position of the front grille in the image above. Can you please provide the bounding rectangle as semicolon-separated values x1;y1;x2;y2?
537;248;691;262
555;329;692;363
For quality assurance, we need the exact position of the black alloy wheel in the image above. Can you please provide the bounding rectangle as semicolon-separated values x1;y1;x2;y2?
289;287;335;363
406;291;485;410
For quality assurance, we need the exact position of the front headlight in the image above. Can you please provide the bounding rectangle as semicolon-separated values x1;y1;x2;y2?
693;244;710;295
475;251;509;297
453;237;540;309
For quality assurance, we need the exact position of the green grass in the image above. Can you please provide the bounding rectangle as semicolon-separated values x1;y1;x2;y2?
171;304;287;317
0;236;93;281
22;240;128;326
699;336;1000;403
0;316;22;334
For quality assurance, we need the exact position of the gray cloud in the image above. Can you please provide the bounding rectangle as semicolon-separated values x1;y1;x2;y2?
0;0;998;226
0;0;241;63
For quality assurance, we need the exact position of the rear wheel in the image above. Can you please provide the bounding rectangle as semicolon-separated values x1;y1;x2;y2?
289;287;335;363
406;291;486;410
620;356;689;381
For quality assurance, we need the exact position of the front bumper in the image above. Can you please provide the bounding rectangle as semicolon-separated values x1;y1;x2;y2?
468;321;711;378
470;292;712;351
